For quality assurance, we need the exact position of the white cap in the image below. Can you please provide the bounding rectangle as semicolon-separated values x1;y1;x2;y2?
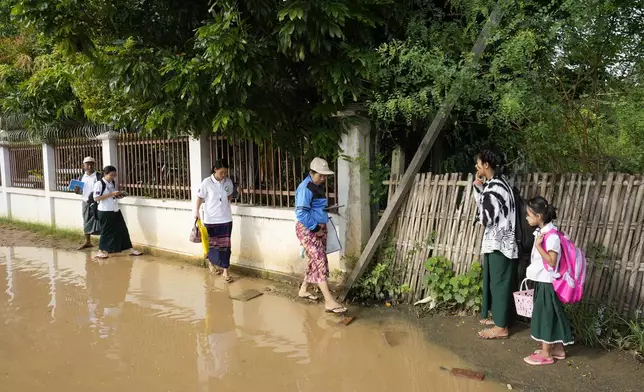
310;157;334;175
83;156;96;164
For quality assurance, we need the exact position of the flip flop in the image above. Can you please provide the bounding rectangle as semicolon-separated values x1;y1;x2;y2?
77;244;93;250
478;318;495;326
477;329;509;340
223;275;234;283
208;265;223;275
95;253;109;260
129;250;143;256
524;353;555;365
298;294;319;301
534;350;566;360
325;307;348;314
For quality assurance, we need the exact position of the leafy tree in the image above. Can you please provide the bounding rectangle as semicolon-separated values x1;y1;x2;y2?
369;0;644;173
6;0;394;156
2;0;643;172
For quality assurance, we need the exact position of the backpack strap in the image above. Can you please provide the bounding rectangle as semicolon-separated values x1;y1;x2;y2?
541;230;562;277
100;179;107;197
87;174;105;204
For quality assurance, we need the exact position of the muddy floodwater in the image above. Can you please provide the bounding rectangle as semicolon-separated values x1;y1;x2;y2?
0;247;507;392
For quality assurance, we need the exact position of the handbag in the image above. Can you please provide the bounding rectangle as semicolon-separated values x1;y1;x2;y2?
189;219;202;243
513;279;534;318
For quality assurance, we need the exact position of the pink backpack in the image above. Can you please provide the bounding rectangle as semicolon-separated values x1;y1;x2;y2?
542;230;587;304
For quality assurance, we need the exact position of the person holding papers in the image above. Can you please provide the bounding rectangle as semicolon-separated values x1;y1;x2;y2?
74;156;102;250
92;165;142;259
295;157;347;314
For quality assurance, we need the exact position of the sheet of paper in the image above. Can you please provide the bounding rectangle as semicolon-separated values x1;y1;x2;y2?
326;217;342;254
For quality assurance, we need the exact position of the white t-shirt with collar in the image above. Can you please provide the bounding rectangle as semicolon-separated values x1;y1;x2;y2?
526;223;562;283
93;180;120;212
197;175;234;224
81;172;98;202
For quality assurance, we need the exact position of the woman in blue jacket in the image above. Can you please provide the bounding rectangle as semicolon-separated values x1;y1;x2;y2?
295;158;347;314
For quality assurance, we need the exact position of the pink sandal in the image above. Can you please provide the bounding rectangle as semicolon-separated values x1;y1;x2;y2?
534;350;566;360
524;352;555;366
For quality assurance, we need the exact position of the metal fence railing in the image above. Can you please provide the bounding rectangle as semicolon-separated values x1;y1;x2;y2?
8;143;44;189
117;134;191;200
209;136;337;208
54;139;103;192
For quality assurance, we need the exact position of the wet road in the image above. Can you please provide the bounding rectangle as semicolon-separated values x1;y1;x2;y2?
0;247;506;392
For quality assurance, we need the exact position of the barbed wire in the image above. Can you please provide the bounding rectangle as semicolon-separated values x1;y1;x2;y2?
0;115;123;143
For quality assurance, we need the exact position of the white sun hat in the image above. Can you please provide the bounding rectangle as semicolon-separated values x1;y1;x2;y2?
83;156;96;164
310;157;334;175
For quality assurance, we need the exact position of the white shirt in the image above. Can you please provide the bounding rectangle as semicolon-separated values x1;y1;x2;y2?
93;180;120;212
526;223;562;283
81;172;98;202
197;175;234;224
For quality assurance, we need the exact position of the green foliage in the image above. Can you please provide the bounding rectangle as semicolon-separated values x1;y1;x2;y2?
566;301;644;360
614;319;644;359
425;256;482;312
424;256;482;313
2;0;643;172
565;301;622;348
368;0;644;173
369;153;390;205
0;216;83;242
2;0;393;154
354;241;411;301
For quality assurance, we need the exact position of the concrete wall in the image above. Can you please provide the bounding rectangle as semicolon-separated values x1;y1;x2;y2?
8;189;49;223
0;187;341;278
0;123;372;281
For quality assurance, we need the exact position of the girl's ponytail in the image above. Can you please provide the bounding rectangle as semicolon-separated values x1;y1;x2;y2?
544;204;558;223
527;196;557;224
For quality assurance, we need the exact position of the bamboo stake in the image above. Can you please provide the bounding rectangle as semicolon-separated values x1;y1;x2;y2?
339;4;506;299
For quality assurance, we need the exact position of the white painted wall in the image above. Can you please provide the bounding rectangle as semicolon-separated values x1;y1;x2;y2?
8;190;49;223
0;190;6;218
0;123;372;282
0;187;342;280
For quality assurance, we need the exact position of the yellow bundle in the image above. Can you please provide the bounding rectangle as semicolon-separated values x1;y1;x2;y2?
196;218;209;257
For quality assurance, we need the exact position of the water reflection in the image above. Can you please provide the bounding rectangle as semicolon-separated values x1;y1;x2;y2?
197;280;237;385
0;247;504;392
86;257;133;338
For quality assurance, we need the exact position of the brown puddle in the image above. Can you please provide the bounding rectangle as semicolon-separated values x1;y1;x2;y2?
0;247;507;392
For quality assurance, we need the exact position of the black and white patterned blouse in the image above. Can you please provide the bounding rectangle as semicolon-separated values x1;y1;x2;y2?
473;175;518;259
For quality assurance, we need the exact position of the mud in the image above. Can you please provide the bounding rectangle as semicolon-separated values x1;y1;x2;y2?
1;224;642;392
0;246;505;392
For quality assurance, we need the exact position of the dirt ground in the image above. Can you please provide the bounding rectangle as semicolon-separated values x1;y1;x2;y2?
1;223;643;392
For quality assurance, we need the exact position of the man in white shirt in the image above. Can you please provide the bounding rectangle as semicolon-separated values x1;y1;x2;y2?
74;156;102;250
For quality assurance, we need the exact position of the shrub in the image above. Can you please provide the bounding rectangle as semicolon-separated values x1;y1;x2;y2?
424;256;482;313
353;242;410;301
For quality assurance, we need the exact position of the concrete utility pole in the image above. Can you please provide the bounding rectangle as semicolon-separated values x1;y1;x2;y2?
339;3;506;301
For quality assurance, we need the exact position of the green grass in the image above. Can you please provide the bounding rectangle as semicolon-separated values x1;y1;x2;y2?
566;300;644;361
0;216;84;242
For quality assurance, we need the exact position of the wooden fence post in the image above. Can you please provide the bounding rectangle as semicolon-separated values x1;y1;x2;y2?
388;147;405;201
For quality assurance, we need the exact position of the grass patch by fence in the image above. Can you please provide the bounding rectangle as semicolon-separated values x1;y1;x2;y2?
0;217;83;242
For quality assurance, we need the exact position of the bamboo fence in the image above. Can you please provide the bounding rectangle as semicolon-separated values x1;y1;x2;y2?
386;172;644;314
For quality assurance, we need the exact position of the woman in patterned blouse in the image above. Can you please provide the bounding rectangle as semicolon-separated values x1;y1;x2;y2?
473;148;519;340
